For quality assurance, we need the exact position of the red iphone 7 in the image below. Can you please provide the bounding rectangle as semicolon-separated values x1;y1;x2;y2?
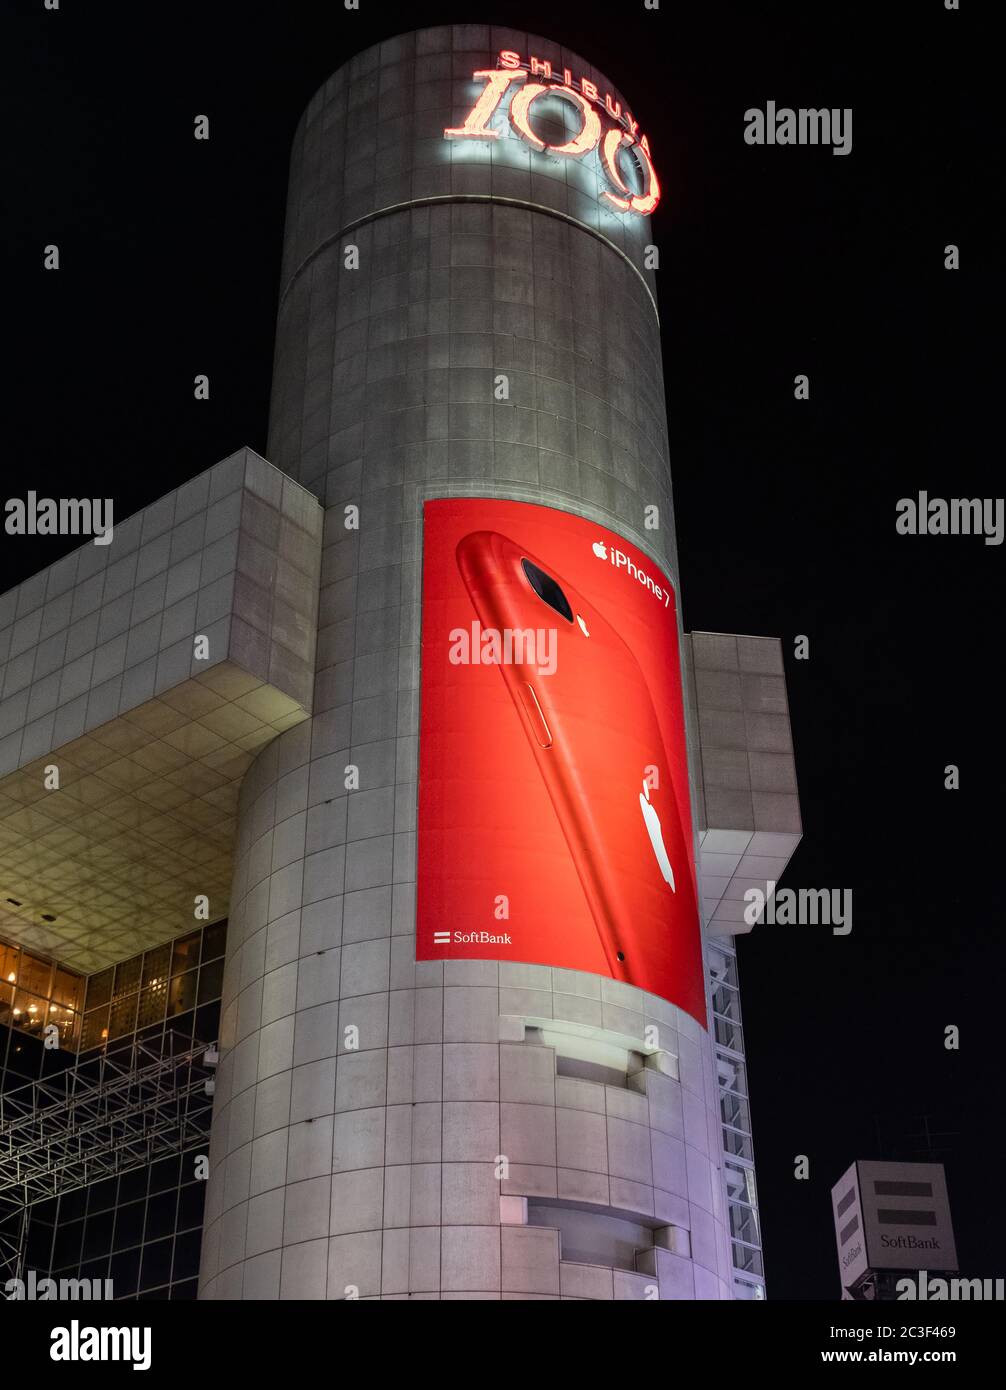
455;528;698;990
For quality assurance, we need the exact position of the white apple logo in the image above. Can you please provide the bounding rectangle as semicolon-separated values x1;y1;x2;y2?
639;779;675;890
592;540;607;559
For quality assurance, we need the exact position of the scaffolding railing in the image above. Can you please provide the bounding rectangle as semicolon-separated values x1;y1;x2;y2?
0;1034;216;1210
0;1200;26;1289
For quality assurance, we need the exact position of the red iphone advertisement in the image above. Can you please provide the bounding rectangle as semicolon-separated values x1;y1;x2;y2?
417;499;705;1025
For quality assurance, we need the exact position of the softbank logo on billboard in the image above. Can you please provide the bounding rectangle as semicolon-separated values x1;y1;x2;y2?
591;539;671;607
434;930;513;946
445;50;660;215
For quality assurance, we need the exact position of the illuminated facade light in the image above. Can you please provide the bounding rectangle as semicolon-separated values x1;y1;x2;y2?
444;69;525;140
600;127;661;215
446;51;661;216
509;82;601;157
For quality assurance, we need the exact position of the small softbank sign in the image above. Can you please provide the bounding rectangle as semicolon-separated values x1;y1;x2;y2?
831;1160;958;1296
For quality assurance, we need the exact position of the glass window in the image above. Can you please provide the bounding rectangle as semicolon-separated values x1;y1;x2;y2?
79;1256;110;1284
732;1241;764;1277
118;1166;148;1205
195;1001;220;1042
725;1161;758;1206
141;945;170;989
708;944;739;988
87;1177;119;1213
0;945;17;1023
140;1237;173;1291
720;1091;751;1133
85;968;113;1010
82;1209;114;1260
712;980;741;1022
110;1246;141;1297
197;957;224;1004
25;1218;54;1270
714;1014;744;1052
716;1052;748;1096
11;989;48;1035
171;932;201;978
51;1220;84;1272
168;971;197;1016
149;1155;181;1194
50;1007;80;1052
80;1006;110;1051
138;1020;167;1050
166;1014;195;1050
729;1202;761;1245
113;954;141;999
19;952;53;997
0;940;19;986
51;966;84;1013
172;1228;203;1283
137;979;168;1028
0;978;13;1026
112;1200;145;1250
201;920;227;963
145;1190;178;1241
108;991;138;1039
734;1276;766;1300
176;1181;205;1231
138;948;170;1027
6;1032;44;1078
58;1188;86;1223
722;1127;752;1159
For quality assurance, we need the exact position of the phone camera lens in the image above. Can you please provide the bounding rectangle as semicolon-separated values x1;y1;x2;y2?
521;558;573;623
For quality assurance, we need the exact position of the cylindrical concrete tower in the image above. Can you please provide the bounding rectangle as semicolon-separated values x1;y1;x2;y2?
199;24;733;1300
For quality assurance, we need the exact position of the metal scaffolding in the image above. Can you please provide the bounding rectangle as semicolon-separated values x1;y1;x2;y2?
0;1034;216;1289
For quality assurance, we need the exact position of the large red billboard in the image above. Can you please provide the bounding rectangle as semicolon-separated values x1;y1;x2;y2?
417;499;704;1024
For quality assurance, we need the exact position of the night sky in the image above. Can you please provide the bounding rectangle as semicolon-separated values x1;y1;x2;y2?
6;0;996;1300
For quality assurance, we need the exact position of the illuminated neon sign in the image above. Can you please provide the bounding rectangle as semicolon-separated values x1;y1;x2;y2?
445;50;660;216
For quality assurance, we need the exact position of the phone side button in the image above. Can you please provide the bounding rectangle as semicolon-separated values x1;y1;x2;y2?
519;682;553;748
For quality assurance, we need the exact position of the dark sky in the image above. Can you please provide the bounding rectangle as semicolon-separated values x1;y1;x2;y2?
5;0;997;1300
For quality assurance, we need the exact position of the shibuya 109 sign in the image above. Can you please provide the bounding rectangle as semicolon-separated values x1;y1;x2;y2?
445;50;660;215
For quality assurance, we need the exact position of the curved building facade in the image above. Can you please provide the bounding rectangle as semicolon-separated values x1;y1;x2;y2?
198;24;735;1301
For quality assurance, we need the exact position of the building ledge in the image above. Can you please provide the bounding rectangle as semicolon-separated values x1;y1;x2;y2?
0;449;322;969
685;632;803;936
